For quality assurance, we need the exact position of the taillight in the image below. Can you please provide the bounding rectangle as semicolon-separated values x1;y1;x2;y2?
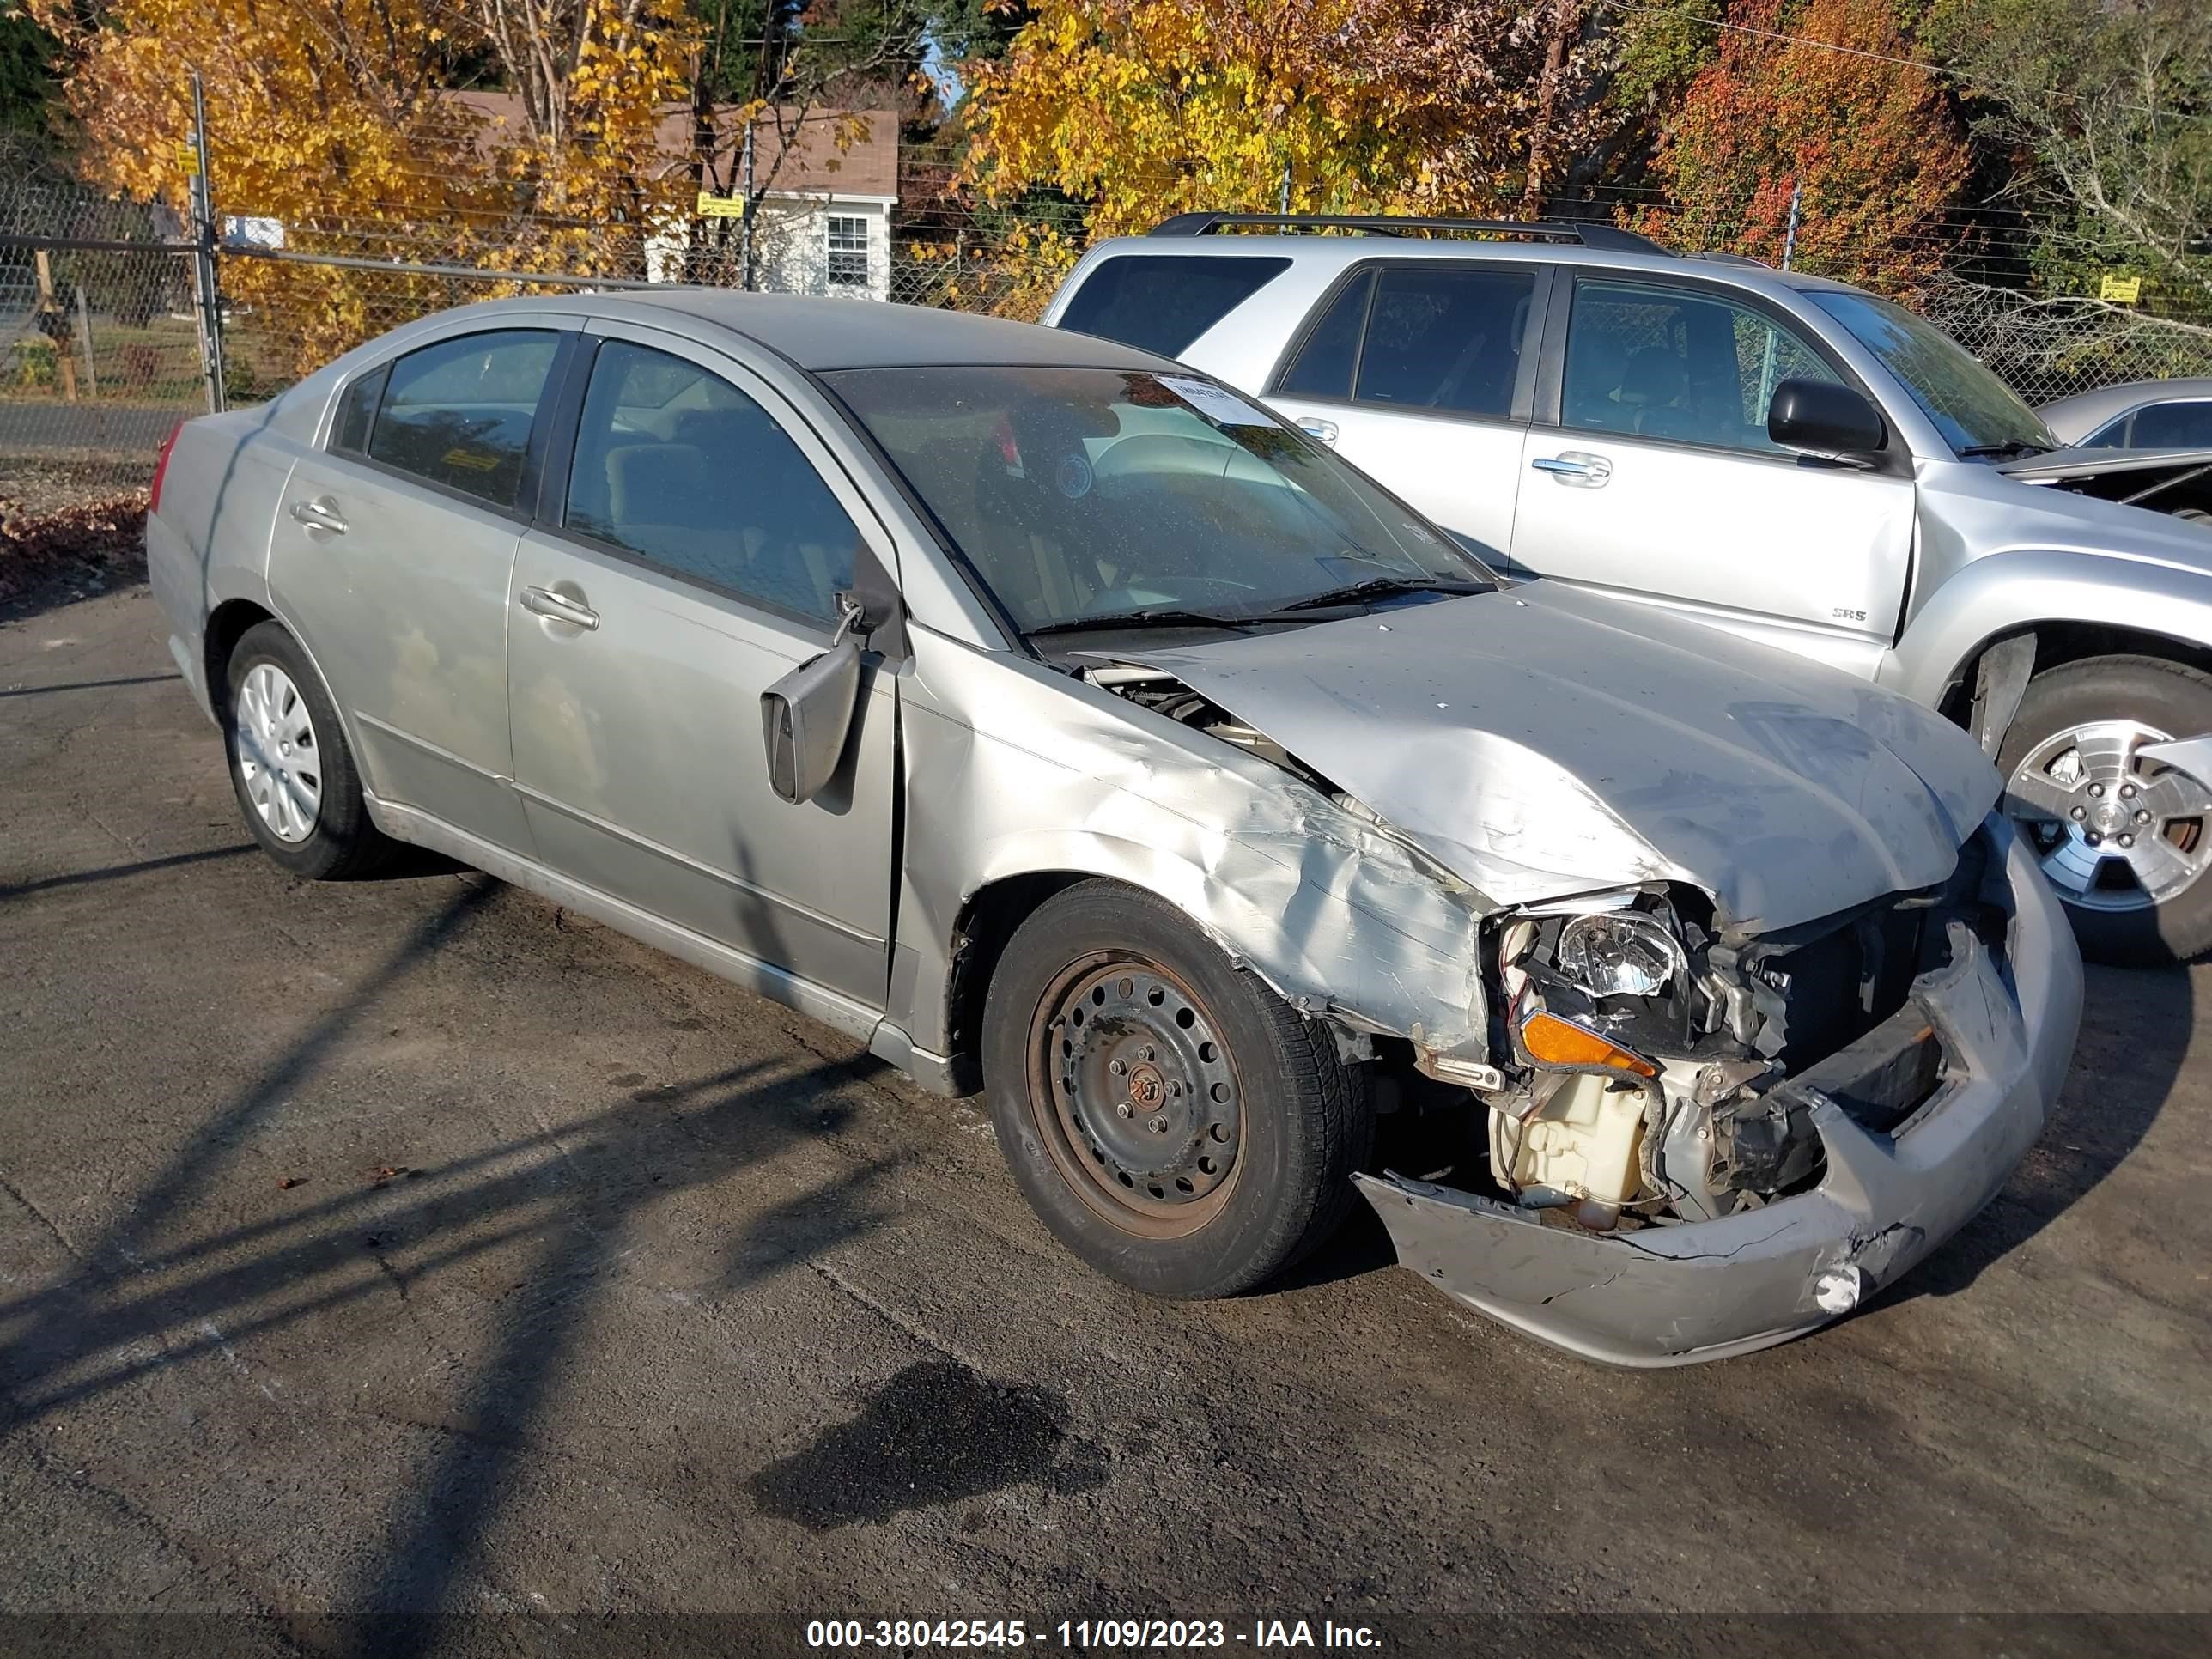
149;421;183;516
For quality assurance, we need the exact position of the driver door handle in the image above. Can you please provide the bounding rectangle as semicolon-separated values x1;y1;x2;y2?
288;496;348;533
1531;451;1613;488
1297;416;1339;446
520;586;599;631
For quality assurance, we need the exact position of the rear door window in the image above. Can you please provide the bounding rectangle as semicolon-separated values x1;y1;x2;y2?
365;329;559;509
1274;270;1373;399
1354;265;1535;418
1056;255;1291;357
1275;264;1536;420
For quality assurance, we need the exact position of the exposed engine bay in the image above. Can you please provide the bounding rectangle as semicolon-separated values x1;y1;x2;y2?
1468;854;1993;1231
1084;659;2005;1234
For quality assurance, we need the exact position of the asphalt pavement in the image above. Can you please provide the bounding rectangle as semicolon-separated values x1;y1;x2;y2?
2;586;2207;1656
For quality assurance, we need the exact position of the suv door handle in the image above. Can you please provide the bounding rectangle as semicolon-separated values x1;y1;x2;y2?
520;586;600;631
288;496;348;533
1297;416;1339;446
1531;451;1613;487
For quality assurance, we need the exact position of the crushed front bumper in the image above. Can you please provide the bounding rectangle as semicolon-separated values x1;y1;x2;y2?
1354;821;2084;1367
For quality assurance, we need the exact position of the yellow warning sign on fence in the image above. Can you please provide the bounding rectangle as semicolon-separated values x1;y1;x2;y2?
696;191;745;220
2100;273;2143;304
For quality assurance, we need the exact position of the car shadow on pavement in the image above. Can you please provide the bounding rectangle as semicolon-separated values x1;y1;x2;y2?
0;876;907;1648
0;671;181;700
1887;961;2192;1304
0;842;254;901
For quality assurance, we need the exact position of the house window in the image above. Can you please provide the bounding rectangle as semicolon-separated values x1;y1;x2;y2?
827;215;870;288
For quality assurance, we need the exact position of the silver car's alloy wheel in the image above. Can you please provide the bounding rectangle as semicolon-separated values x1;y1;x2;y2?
234;662;323;844
2004;718;2212;912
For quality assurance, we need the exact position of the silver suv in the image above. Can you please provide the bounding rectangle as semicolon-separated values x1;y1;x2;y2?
1045;216;2212;964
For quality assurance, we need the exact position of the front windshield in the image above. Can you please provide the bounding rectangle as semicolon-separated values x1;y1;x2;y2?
823;365;1494;635
1811;289;2056;457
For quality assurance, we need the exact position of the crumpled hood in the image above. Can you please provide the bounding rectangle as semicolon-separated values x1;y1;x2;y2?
1097;581;2000;933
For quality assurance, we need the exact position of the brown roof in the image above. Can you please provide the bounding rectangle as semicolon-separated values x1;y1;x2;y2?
441;92;896;199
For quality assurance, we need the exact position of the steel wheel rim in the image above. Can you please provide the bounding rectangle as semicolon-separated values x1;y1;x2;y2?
234;662;323;844
2003;718;2212;912
1025;952;1243;1239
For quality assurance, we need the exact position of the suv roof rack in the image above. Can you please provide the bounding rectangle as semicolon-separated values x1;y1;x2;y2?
1146;212;1668;255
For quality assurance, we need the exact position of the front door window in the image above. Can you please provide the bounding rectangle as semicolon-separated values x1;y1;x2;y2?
1561;278;1842;454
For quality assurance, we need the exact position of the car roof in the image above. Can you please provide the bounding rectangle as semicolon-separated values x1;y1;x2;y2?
1069;230;1876;303
554;289;1183;374
2039;377;2212;423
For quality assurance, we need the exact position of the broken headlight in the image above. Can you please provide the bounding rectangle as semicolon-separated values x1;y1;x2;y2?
1555;910;1687;1000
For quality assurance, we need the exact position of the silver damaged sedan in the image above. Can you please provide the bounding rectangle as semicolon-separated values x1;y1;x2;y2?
145;293;2084;1364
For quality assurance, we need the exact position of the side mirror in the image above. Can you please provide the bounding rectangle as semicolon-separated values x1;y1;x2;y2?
760;598;866;805
1768;377;1886;462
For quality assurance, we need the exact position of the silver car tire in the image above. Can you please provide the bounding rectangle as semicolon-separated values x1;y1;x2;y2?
222;621;396;881
2000;653;2212;966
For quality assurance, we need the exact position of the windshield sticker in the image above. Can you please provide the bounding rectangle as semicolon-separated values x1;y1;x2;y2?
1055;452;1095;499
1158;374;1273;428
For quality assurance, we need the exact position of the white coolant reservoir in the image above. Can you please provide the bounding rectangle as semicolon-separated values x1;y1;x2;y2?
1507;1072;1648;1206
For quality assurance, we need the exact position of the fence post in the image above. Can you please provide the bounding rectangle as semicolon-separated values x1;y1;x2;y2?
1781;181;1802;272
186;69;228;413
33;250;79;401
74;283;98;398
739;119;756;293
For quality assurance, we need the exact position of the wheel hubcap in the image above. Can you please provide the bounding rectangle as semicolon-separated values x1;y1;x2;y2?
1030;957;1241;1237
234;662;322;844
2004;719;2211;912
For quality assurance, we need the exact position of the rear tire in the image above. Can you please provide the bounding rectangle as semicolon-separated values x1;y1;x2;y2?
222;621;396;880
1999;653;2212;965
981;879;1371;1298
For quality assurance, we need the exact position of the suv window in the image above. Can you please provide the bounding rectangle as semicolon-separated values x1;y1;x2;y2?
365;330;558;508
1277;264;1534;420
565;340;860;623
1276;270;1371;399
1562;278;1840;453
1357;266;1534;417
1057;255;1291;357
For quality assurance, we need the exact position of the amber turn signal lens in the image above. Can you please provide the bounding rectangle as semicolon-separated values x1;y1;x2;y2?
1518;1010;1659;1078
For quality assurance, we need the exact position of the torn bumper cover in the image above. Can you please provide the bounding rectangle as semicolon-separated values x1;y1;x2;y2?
1355;826;2085;1367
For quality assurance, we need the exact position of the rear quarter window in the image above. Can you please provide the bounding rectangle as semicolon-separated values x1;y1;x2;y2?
1056;255;1291;357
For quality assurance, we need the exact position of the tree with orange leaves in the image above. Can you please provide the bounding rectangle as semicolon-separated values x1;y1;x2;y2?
1639;0;1971;292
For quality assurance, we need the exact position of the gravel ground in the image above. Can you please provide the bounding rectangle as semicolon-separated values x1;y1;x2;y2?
2;587;2208;1659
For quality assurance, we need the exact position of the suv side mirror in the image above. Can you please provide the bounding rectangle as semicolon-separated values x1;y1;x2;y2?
760;596;866;805
1768;378;1886;461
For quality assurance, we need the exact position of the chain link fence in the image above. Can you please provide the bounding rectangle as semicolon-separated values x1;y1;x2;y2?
2;142;208;517
9;136;2212;513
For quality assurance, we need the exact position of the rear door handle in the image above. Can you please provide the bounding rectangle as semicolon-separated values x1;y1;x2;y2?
1530;451;1613;487
520;586;599;631
1297;416;1339;446
288;496;348;533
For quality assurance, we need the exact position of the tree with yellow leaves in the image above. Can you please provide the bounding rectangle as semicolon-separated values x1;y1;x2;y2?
956;0;1607;309
29;1;699;373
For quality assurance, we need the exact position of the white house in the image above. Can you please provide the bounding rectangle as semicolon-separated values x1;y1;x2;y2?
644;106;899;302
441;94;899;301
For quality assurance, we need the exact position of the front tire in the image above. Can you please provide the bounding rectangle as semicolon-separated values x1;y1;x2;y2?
222;620;394;880
1999;653;2212;965
982;880;1372;1298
